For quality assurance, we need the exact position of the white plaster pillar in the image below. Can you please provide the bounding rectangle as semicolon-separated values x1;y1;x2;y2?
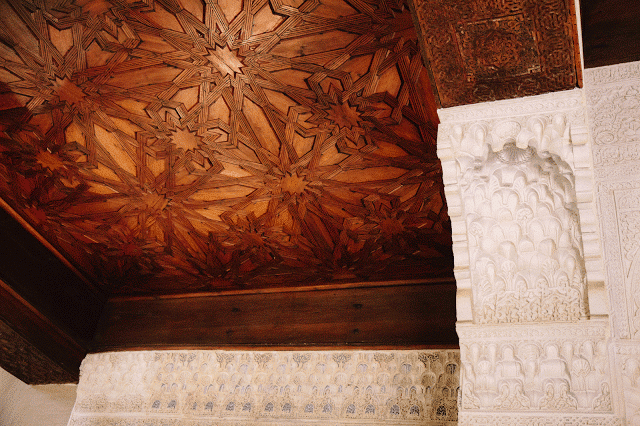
437;89;624;424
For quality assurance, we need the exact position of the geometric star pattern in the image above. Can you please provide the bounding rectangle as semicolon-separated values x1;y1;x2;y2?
0;0;451;295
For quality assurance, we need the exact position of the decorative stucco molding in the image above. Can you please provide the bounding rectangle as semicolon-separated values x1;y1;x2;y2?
614;342;640;424
67;350;459;426
584;61;640;86
437;89;605;323
584;60;640;426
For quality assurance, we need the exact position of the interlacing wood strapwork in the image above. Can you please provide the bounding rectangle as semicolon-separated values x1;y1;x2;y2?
0;0;450;294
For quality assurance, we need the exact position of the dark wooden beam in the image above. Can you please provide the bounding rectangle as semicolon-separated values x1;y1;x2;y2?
0;205;104;345
93;283;458;351
0;317;77;384
0;280;85;383
410;0;582;107
581;0;640;68
0;204;105;383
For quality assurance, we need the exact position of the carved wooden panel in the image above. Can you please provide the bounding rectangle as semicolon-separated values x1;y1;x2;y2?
411;0;582;107
0;0;450;296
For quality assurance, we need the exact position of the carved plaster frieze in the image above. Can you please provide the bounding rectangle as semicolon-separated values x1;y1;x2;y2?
458;413;624;426
584;61;640;86
593;181;640;340
585;61;640;341
457;321;613;413
437;90;586;124
68;350;459;425
456;319;609;341
437;89;604;323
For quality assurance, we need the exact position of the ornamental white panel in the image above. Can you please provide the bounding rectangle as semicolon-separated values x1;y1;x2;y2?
585;61;640;340
67;350;459;426
458;321;612;413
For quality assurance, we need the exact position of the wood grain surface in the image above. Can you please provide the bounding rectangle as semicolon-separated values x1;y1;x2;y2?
580;0;640;68
94;282;458;350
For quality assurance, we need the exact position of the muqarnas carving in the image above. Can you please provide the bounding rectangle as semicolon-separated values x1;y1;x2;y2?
449;116;588;324
461;339;612;412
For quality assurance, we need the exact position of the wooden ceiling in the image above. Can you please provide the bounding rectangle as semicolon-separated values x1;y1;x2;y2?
580;0;640;68
0;0;456;383
0;0;450;297
0;0;593;384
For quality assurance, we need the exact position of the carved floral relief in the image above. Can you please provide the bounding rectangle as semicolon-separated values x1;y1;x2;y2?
617;344;640;425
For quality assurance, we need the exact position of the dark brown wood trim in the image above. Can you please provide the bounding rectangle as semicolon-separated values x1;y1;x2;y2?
91;343;460;353
109;277;457;302
581;0;640;68
0;318;78;384
0;197;102;298
94;283;458;352
569;0;584;87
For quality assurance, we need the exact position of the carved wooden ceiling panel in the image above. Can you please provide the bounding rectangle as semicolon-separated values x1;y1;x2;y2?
411;0;582;107
0;0;450;296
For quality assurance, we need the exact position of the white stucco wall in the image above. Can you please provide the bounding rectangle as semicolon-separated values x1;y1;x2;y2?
0;367;77;426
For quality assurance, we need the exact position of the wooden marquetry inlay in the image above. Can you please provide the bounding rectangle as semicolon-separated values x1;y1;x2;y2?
411;0;582;107
0;0;450;296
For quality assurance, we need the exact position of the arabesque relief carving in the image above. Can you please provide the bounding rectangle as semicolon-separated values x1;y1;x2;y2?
68;350;459;425
460;337;611;412
448;116;587;324
455;321;617;425
436;89;619;424
616;344;640;425
586;62;640;340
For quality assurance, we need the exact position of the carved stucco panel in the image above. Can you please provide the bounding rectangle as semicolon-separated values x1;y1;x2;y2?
458;413;624;426
68;350;459;426
586;61;640;341
437;89;603;324
436;88;621;423
614;342;640;424
457;321;613;414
